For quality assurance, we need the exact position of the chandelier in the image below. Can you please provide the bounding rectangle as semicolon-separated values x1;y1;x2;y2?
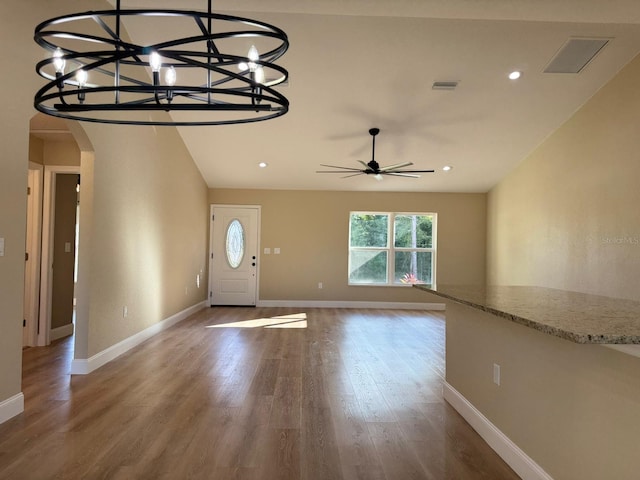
34;1;289;126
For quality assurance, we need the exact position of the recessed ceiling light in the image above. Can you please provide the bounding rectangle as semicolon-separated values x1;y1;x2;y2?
259;162;268;168
442;165;453;171
508;71;522;80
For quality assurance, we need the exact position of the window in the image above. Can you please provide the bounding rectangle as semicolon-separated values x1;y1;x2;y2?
348;212;436;285
225;219;245;269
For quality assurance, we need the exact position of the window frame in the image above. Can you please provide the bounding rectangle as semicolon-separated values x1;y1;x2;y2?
348;211;437;286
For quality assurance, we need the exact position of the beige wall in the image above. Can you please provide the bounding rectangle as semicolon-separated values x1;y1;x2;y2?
28;137;80;166
446;301;640;480
81;120;209;356
0;0;209;412
0;0;35;405
487;53;640;301
210;189;486;302
43;140;81;166
29;137;44;165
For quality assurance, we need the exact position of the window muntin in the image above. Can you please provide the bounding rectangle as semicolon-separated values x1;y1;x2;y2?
348;212;436;285
225;219;245;269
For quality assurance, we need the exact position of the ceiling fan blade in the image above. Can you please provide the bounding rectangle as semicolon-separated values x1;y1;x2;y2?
391;169;435;173
342;172;365;178
379;161;413;172
318;164;363;171
386;172;421;178
358;160;373;171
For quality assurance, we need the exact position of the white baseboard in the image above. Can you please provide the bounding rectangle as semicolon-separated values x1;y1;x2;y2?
256;300;445;310
70;300;207;375
50;323;74;341
604;344;640;358
0;393;24;425
443;382;553;480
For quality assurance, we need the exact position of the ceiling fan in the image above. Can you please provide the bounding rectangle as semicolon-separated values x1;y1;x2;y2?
317;128;435;180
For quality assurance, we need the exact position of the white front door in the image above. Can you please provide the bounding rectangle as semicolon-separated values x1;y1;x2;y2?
209;205;260;306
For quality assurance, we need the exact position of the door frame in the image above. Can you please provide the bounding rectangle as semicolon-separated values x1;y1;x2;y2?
208;204;261;306
39;165;80;346
23;162;44;347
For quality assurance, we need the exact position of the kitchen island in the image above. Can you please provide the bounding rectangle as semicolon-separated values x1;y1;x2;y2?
414;284;640;480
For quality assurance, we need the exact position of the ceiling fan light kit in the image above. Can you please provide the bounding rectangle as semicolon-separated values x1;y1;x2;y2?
34;0;289;126
317;128;435;179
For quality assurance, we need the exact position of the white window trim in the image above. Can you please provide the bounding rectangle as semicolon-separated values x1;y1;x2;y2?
348;211;437;286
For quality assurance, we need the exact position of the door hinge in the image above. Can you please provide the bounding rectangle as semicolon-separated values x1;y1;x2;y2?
211;253;213;259
27;187;31;195
209;291;212;298
212;214;215;221
23;319;26;327
25;252;29;262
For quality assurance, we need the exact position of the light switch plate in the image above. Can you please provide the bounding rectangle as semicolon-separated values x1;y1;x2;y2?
493;363;501;386
0;237;4;257
274;247;281;254
264;247;271;255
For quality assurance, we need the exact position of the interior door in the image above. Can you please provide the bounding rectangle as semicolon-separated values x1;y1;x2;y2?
210;205;259;306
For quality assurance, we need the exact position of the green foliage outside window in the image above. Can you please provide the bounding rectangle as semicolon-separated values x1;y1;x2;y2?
394;215;432;248
350;214;388;247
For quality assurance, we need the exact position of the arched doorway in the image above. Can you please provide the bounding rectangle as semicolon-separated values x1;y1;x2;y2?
25;114;94;367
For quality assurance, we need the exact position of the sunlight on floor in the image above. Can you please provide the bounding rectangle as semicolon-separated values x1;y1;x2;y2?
206;312;308;329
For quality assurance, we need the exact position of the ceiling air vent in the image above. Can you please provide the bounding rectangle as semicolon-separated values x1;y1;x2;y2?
432;81;458;90
544;37;610;74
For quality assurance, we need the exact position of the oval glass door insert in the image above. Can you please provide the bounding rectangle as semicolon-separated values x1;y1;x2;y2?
225;219;245;269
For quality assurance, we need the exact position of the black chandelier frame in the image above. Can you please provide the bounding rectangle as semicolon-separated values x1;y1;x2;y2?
34;0;290;126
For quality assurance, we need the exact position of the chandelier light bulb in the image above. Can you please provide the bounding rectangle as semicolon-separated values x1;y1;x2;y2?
248;45;259;62
53;48;66;73
165;66;177;86
149;51;162;72
254;66;265;84
247;45;259;71
76;69;88;87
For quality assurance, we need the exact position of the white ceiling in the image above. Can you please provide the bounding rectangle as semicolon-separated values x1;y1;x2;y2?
96;1;640;192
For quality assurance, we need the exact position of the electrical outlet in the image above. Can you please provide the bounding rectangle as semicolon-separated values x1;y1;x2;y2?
318;282;323;289
493;363;501;386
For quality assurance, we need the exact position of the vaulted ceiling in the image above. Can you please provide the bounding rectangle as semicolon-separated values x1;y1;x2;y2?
92;1;640;192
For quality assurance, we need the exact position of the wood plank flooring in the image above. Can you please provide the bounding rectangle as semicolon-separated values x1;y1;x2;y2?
0;307;520;479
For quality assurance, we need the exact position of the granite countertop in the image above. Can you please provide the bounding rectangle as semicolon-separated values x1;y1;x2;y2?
413;284;640;344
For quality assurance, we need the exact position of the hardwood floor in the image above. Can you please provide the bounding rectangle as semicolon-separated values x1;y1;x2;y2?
0;307;520;479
